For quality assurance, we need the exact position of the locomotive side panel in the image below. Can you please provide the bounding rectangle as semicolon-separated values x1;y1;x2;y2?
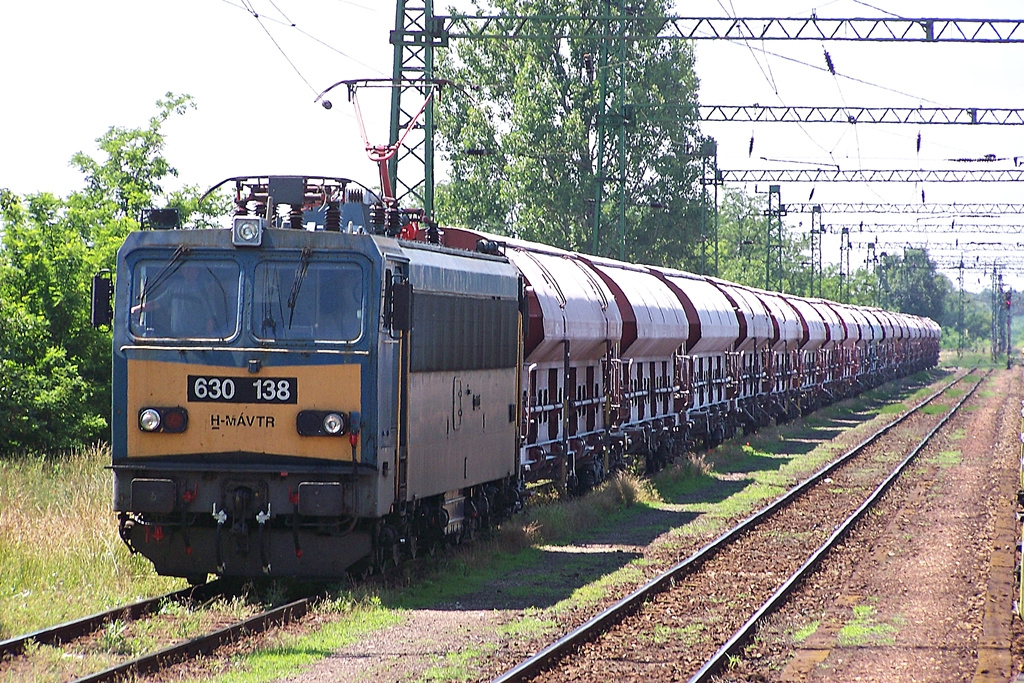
407;368;518;496
402;244;521;500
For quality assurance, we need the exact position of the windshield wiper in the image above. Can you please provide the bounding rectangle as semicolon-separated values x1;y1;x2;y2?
286;248;312;329
137;245;190;312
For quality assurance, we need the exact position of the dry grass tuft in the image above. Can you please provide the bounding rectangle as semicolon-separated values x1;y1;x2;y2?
0;444;182;638
659;452;713;483
497;471;662;552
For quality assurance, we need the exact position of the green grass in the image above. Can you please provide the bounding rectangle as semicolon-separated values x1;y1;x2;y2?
792;620;820;644
496;610;556;639
188;595;403;683
939;351;1005;370
0;444;183;638
837;604;902;647
649;455;714;500
549;562;645;613
647;623;705;646
420;644;494;682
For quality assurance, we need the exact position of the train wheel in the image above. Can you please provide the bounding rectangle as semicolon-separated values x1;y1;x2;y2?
578;468;597;493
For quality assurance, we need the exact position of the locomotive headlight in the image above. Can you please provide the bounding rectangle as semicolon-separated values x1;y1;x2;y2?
232;216;263;247
139;408;162;432
297;410;348;436
323;412;345;435
137;407;188;433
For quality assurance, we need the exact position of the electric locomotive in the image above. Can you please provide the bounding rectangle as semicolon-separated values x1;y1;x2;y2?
95;176;523;580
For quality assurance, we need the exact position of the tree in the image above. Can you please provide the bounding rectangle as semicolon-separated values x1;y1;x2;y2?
876;249;948;322
715;188;767;288
0;93;224;455
434;0;706;268
715;187;814;294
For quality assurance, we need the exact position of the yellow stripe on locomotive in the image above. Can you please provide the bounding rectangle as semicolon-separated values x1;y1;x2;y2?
127;360;362;461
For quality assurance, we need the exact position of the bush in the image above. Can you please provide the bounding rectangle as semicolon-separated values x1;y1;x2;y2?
0;305;106;454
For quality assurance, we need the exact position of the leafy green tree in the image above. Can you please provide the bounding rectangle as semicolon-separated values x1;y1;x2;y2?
715;187;812;293
435;0;706;267
844;268;881;307
939;287;991;351
0;93;223;455
715;188;767;287
876;249;948;322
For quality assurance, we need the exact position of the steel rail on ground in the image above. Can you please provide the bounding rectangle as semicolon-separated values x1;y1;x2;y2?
688;370;988;682
68;597;311;683
492;369;975;683
0;580;226;658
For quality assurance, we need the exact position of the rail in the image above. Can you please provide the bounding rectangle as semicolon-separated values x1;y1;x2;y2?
492;369;978;682
0;580;225;658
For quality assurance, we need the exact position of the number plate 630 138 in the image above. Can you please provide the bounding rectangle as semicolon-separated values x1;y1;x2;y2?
187;375;297;404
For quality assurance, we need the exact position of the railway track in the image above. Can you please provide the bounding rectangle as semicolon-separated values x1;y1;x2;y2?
494;369;986;683
0;579;312;683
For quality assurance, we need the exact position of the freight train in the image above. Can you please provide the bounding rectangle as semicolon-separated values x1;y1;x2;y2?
92;175;940;581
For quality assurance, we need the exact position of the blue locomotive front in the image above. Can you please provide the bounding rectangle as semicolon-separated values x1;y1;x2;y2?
105;177;522;579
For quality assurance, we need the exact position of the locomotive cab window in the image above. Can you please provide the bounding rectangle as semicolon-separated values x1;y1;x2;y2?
253;260;363;342
130;259;241;340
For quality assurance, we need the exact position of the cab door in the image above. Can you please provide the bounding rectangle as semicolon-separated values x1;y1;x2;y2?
379;259;411;507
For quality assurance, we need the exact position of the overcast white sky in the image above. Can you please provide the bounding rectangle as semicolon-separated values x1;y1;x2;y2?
2;0;1022;290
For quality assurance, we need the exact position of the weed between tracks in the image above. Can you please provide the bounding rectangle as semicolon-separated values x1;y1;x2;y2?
836;603;904;647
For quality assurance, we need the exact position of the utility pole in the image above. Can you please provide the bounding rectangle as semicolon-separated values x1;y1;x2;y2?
388;0;440;214
765;185;785;292
1007;288;1013;369
698;139;719;274
958;259;965;359
839;225;851;303
810;205;822;298
991;265;999;361
998;272;1006;360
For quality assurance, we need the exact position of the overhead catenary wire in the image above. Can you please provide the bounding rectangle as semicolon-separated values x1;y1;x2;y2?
218;0;388;82
710;1;839;164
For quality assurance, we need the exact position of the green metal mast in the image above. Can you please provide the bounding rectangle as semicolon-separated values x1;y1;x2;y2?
765;185;784;292
389;0;439;215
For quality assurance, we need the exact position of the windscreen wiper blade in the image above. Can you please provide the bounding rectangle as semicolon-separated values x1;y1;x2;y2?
137;245;190;311
286;248;312;329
